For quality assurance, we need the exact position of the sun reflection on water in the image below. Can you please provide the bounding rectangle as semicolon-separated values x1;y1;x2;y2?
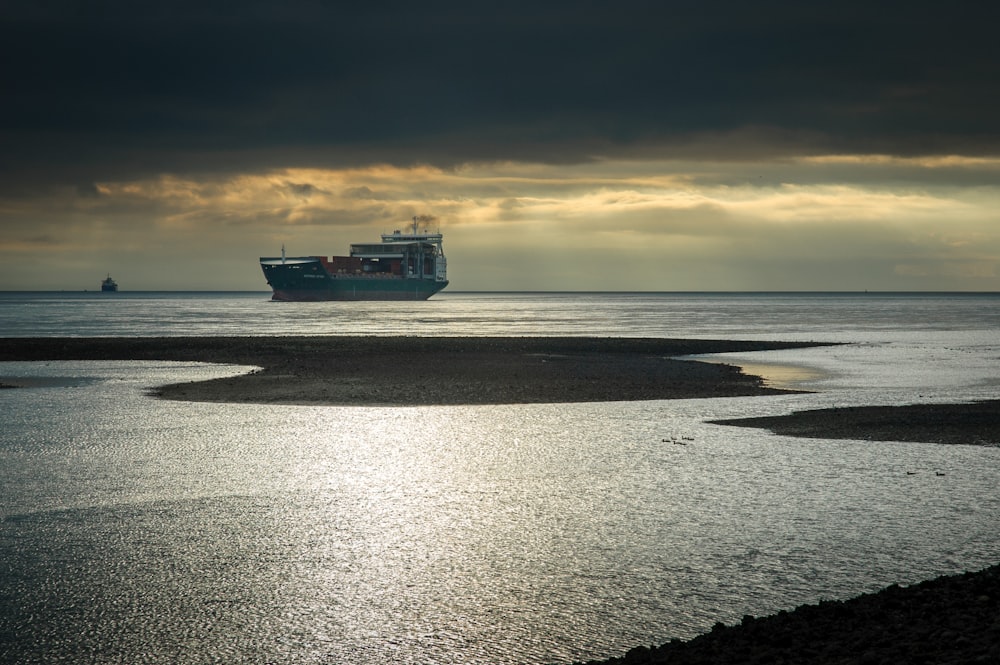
2;361;1000;664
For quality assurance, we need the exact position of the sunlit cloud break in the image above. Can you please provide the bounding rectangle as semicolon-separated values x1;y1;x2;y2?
1;156;999;291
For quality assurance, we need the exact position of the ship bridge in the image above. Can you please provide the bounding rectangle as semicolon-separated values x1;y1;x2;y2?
349;218;447;281
349;240;435;259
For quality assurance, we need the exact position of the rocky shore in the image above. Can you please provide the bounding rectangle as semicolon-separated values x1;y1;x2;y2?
575;563;1000;665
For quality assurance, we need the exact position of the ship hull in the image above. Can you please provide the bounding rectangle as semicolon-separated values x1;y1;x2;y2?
261;259;447;301
270;279;448;301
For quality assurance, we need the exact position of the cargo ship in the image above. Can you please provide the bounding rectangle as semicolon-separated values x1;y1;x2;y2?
259;218;448;301
101;274;118;292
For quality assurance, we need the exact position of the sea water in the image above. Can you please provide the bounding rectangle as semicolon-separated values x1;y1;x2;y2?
1;292;999;664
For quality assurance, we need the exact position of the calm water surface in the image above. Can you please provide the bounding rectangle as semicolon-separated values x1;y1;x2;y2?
2;290;998;338
2;292;999;664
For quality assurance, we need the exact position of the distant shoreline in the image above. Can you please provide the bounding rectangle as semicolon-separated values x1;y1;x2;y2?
3;289;999;294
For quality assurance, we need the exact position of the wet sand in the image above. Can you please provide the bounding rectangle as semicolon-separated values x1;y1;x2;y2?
713;401;1000;447
4;337;996;445
0;336;820;405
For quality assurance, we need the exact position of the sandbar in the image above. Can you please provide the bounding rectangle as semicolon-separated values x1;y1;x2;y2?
0;336;819;405
713;400;1000;447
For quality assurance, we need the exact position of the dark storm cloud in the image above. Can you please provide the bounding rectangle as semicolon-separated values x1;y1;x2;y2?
2;0;998;189
280;182;327;199
75;182;104;198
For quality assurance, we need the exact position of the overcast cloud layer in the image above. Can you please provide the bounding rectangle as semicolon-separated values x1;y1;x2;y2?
5;0;1000;181
2;1;1000;291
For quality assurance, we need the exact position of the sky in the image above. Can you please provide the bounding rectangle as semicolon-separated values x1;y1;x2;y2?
2;0;1000;291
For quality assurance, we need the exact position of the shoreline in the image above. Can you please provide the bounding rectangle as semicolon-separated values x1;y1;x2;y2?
2;336;997;444
712;400;1000;447
576;562;1000;665
4;336;998;662
0;336;821;405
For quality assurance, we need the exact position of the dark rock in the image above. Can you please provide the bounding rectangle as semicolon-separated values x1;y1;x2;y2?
575;563;1000;665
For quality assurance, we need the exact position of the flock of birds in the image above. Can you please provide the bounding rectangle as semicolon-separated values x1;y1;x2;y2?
662;436;695;445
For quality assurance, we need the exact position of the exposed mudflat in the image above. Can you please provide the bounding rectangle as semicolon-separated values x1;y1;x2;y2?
713;400;1000;447
0;336;820;406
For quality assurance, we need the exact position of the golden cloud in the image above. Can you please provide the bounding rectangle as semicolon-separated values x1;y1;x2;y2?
3;156;1000;290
